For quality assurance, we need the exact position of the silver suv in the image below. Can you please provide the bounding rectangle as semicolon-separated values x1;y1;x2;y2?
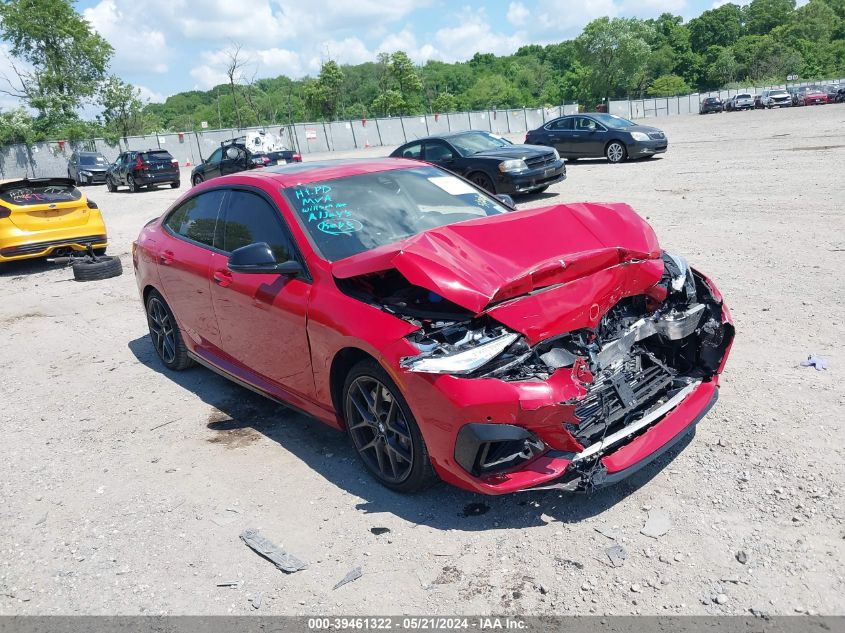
760;89;791;108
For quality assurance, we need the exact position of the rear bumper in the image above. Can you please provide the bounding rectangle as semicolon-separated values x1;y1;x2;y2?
498;160;567;194
0;234;107;261
134;171;180;184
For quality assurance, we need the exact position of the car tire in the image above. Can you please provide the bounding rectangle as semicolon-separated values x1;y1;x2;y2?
106;177;116;192
170;181;180;189
606;141;627;164
72;254;123;282
145;290;193;371
343;359;439;493
128;174;140;193
468;172;496;193
192;174;204;187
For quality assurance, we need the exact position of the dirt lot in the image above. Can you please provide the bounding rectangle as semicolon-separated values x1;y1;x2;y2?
1;105;843;617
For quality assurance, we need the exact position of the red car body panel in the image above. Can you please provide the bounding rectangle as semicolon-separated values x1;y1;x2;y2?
133;161;734;495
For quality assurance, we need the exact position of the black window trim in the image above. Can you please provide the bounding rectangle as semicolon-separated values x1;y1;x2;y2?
544;116;572;131
219;184;312;283
423;139;458;160
161;187;229;255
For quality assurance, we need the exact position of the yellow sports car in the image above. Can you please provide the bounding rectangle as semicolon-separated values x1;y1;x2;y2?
0;177;108;262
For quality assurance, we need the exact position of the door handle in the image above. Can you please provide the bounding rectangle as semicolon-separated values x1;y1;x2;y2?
213;269;233;287
159;250;174;265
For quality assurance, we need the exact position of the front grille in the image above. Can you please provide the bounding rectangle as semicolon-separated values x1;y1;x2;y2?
648;132;665;140
0;234;106;257
524;153;557;169
572;355;673;446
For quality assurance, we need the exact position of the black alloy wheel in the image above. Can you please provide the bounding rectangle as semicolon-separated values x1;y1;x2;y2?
343;360;437;492
192;174;204;186
468;172;496;193
145;292;192;370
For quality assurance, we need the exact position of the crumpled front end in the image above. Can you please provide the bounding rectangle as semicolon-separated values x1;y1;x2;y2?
351;249;734;495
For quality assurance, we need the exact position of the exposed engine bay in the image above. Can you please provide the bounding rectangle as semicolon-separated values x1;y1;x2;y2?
338;252;734;454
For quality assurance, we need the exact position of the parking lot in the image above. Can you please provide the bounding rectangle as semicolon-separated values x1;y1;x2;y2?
1;104;843;616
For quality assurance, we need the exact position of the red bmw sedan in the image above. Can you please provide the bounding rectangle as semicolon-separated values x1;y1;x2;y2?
133;159;734;494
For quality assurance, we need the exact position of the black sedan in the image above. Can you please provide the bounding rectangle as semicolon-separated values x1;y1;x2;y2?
525;113;667;163
68;151;109;185
390;130;566;195
699;97;724;114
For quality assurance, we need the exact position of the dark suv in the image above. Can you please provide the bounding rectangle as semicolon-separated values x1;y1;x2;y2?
699;97;724;114
68;151;109;185
107;150;180;192
190;137;301;186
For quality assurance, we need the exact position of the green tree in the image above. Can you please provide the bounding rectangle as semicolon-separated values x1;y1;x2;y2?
745;0;796;36
371;89;404;116
688;4;744;52
0;106;36;144
0;0;112;118
706;47;740;86
575;17;652;102
389;51;423;104
100;75;143;140
431;92;457;112
647;74;690;96
303;60;344;120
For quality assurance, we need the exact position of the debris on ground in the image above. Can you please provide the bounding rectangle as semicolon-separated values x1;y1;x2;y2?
715;593;729;605
333;566;363;590
250;592;263;609
216;580;241;587
240;528;308;573
34;513;47;526
800;355;829;371
735;550;748;565
641;510;673;539
461;502;490;517
370;527;390;536
606;544;627;568
594;524;620;540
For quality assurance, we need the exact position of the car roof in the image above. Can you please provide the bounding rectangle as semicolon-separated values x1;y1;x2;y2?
228;158;424;188
402;130;495;145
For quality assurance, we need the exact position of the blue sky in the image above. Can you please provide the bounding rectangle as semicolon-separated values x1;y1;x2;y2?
64;0;733;102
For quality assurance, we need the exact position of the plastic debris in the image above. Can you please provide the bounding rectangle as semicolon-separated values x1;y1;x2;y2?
250;592;263;609
641;510;673;538
594;524;620;540
333;566;363;590
606;544;627;568
240;528;308;573
370;527;390;536
800;355;828;371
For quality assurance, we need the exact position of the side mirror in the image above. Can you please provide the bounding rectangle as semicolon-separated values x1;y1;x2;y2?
496;194;516;208
228;242;303;276
440;152;454;162
225;146;240;160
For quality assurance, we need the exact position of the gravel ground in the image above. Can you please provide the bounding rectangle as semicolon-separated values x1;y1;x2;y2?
1;105;843;616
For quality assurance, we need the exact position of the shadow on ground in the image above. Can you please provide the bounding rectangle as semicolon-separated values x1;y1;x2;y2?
0;257;72;278
129;334;695;532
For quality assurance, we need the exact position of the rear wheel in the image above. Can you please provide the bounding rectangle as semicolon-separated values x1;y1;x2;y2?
128;174;140;192
192;174;204;186
106;176;116;192
145;290;193;371
468;171;495;193
343;359;438;493
170;181;180;189
606;141;627;164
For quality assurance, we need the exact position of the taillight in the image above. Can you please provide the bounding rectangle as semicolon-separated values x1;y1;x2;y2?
134;156;148;171
292;154;302;162
524;134;529;142
261;156;270;164
171;160;178;167
0;206;10;219
87;199;98;209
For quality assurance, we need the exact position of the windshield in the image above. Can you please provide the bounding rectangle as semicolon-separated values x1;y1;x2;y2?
283;166;509;262
770;91;788;97
737;94;752;99
449;131;512;156
0;182;81;206
80;154;107;166
590;113;636;128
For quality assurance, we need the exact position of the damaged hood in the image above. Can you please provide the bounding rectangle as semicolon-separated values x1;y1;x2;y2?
332;202;662;321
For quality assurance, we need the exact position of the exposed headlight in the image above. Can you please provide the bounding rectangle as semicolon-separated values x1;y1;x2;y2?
401;332;519;374
499;159;527;173
551;148;560;160
630;132;649;142
80;170;92;176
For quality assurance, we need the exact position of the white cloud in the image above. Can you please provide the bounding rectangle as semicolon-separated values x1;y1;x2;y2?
507;2;530;26
376;29;438;64
83;0;171;74
275;0;429;36
190;46;304;89
433;8;526;61
621;0;686;12
137;84;166;103
529;0;621;37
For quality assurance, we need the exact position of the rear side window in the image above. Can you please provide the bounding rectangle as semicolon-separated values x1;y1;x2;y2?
220;190;295;262
142;150;174;162
547;118;572;130
164;190;226;247
0;182;81;206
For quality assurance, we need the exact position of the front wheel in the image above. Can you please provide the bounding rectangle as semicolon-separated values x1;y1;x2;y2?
170;181;180;189
192;174;203;187
106;176;116;192
606;141;627;164
343;359;438;493
145;291;193;371
468;171;495;193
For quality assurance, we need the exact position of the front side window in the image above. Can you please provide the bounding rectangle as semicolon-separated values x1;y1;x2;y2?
207;148;223;164
399;143;422;159
164;190;226;247
589;113;636;128
423;142;454;161
220;190;295;262
283;165;509;262
574;117;598;131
